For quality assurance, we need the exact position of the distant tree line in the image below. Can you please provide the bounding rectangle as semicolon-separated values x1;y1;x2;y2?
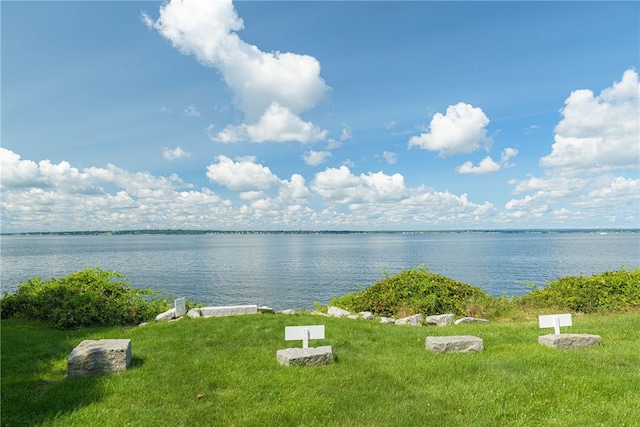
2;228;638;237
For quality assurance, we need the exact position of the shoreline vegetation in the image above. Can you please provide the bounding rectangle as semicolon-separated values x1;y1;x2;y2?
1;266;639;425
2;266;638;328
2;227;639;236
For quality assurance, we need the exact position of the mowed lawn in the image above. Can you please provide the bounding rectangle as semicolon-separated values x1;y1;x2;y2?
2;312;639;426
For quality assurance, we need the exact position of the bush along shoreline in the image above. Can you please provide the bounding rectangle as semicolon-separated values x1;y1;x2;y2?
328;265;640;320
0;267;199;328
1;265;639;329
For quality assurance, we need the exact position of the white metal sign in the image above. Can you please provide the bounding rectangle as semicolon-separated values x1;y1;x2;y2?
539;313;572;334
174;297;187;317
285;325;325;348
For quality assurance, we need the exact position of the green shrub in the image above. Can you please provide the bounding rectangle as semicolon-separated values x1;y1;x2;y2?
331;265;494;317
516;267;640;313
0;267;172;328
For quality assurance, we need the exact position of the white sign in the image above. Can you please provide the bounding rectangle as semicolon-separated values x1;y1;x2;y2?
285;325;325;348
174;298;187;317
539;313;572;334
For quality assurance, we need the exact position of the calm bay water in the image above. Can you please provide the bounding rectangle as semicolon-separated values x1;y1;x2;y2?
1;232;638;310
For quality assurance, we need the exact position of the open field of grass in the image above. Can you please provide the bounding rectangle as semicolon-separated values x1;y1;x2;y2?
2;312;639;426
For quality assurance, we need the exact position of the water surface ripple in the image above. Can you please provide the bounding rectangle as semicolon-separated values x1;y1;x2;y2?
1;232;638;310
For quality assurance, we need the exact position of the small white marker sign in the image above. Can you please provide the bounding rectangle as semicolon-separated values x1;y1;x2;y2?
285;325;325;348
539;313;572;334
174;297;187;317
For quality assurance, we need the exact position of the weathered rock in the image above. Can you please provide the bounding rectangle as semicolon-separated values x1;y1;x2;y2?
359;311;374;320
280;309;296;315
187;308;201;318
347;314;359;320
538;334;602;349
426;336;484;353
426;313;455;327
454;317;490;325
327;306;352;317
276;346;334;367
200;305;258;317
67;339;132;378
311;311;330;317
259;306;275;314
395;314;423;326
155;308;176;321
380;317;395;324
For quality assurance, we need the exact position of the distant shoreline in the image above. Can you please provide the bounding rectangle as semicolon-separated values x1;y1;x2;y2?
2;228;638;237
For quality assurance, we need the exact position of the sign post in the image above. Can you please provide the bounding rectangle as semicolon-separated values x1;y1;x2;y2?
538;313;572;334
284;325;325;348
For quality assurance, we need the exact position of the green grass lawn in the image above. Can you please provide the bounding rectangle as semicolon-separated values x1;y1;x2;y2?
2;313;639;426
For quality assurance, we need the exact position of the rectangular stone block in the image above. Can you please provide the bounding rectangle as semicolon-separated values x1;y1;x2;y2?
538;334;602;349
276;346;334;366
199;305;258;317
67;339;131;378
426;335;484;353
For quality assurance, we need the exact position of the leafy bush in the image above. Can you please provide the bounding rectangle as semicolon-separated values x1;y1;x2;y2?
0;267;172;328
516;267;640;313
331;265;495;317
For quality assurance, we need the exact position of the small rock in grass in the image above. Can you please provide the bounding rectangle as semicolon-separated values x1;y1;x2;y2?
395;314;423;326
359;311;374;320
327;306;352;317
454;317;490;325
425;314;455;327
155;308;176;321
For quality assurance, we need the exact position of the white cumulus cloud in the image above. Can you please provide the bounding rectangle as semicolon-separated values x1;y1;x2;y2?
540;68;639;173
303;150;332;166
311;166;407;204
456;148;518;174
506;69;639;225
408;102;492;157
456;156;501;175
213;103;327;143
206;155;283;192
144;0;330;143
0;148;45;188
277;174;311;203
501;148;518;167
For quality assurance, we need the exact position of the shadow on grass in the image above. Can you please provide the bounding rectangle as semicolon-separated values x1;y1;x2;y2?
0;318;139;426
131;355;145;368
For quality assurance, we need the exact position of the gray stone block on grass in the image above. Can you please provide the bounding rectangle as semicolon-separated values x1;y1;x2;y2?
67;339;132;378
426;335;484;354
538;334;602;349
276;346;334;366
199;305;258;317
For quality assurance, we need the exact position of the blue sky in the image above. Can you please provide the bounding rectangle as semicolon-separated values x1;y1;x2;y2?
2;0;639;232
